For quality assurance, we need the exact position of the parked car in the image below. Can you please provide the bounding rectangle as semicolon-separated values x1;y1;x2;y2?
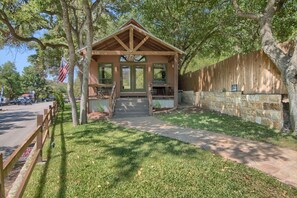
17;98;33;105
10;99;19;105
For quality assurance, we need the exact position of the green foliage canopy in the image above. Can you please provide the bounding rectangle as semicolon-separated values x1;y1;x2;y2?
0;61;22;99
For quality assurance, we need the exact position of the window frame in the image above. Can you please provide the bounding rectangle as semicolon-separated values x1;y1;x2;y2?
152;63;167;84
98;63;114;84
120;55;147;63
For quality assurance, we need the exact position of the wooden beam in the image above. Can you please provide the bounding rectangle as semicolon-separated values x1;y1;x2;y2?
113;35;130;51
134;36;149;51
92;50;176;56
174;53;179;108
90;26;130;49
129;27;133;51
133;26;184;54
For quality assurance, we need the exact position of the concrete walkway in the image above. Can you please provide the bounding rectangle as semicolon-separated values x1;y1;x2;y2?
112;116;297;188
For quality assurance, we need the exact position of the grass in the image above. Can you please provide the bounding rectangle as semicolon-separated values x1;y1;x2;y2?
158;110;297;151
23;106;297;197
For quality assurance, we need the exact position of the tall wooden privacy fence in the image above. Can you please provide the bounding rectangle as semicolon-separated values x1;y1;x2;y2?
181;50;287;94
0;102;58;198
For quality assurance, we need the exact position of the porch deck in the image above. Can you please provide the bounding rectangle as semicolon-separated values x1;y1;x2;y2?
88;83;174;116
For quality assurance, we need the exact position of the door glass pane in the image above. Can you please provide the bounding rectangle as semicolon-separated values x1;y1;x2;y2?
122;66;131;90
135;66;144;90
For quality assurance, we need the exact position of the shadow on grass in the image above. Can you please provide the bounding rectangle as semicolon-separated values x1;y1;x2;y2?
35;111;58;198
57;111;67;198
34;110;68;198
68;120;200;189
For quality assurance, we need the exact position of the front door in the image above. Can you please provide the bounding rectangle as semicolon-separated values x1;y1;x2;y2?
121;65;145;92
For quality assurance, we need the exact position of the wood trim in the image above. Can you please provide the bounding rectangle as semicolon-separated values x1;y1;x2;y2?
134;36;149;51
113;35;130;51
129;27;134;51
92;50;176;56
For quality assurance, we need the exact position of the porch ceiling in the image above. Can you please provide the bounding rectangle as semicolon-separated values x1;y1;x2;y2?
93;27;174;52
80;19;185;55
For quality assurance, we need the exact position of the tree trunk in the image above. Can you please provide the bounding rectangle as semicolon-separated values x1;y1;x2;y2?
232;0;297;132
59;0;78;126
286;80;297;133
80;0;93;124
77;64;83;93
68;52;79;126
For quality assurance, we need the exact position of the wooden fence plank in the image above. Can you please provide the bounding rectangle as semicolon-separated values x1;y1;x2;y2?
15;148;41;198
181;50;287;94
3;126;41;177
0;154;5;198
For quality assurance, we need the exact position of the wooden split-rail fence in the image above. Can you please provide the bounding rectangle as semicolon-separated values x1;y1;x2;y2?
0;102;58;198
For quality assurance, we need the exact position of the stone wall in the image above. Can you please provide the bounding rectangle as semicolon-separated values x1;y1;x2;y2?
182;91;195;105
182;91;283;129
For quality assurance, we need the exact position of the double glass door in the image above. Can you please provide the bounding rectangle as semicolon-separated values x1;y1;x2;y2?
121;65;145;92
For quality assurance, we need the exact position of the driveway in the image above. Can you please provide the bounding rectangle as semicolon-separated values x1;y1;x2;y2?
0;102;53;159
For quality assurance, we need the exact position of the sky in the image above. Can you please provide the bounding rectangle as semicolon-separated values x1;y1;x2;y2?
0;46;35;73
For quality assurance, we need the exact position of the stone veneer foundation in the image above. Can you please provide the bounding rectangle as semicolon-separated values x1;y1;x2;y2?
182;91;284;129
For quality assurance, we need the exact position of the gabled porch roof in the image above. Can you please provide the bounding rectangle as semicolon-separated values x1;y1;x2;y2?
78;18;185;56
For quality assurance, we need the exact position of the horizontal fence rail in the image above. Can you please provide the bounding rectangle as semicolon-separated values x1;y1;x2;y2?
181;50;287;94
0;102;58;198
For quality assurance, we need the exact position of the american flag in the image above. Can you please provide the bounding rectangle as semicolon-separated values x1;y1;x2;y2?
58;57;69;82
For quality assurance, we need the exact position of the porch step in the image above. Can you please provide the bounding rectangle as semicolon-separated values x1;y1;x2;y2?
113;98;149;118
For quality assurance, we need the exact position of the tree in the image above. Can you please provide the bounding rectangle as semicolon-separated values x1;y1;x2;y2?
0;61;22;99
22;65;50;101
80;0;94;124
232;0;297;133
0;0;104;126
73;76;81;97
136;0;260;74
59;0;103;125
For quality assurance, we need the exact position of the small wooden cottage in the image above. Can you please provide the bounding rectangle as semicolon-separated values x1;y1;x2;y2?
80;19;184;117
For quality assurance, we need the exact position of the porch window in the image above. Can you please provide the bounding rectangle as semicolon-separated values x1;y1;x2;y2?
153;63;167;84
98;63;113;84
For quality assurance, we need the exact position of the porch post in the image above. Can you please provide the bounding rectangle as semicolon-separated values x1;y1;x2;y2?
174;53;178;108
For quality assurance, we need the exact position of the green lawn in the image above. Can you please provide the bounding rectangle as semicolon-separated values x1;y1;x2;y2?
24;107;297;197
158;109;297;151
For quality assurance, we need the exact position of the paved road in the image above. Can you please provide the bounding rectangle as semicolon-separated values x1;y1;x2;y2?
0;102;53;159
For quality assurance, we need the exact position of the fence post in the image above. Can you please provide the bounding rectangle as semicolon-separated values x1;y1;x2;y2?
44;109;49;127
49;105;53;124
37;114;43;162
44;109;49;138
0;153;5;198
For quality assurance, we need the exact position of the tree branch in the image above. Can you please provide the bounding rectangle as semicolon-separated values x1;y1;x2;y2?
232;0;261;20
182;26;218;74
259;0;289;73
0;9;67;49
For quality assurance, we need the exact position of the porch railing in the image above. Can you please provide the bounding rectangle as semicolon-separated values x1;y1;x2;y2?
108;82;117;118
147;83;153;116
